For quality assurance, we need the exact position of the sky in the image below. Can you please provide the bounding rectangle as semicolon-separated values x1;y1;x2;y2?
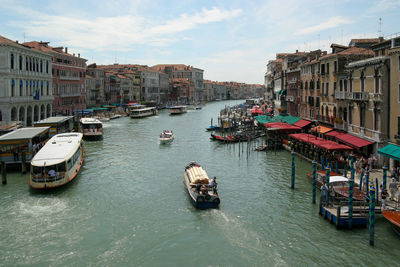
1;0;400;84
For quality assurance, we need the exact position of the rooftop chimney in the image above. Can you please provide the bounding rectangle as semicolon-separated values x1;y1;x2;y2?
78;53;80;58
296;49;298;53
65;47;68;53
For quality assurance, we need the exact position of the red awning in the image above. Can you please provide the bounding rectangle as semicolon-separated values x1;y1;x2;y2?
265;122;301;131
325;131;373;149
293;119;312;128
289;133;352;151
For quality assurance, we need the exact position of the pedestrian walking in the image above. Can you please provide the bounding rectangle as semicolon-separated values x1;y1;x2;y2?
389;178;397;200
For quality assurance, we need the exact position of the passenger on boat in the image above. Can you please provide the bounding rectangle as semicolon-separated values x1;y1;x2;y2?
329;184;335;204
48;169;56;177
209;177;218;194
196;183;202;193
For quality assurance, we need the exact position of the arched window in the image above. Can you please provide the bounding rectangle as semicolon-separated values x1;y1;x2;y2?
41;81;43;96
40;60;43;73
10;53;14;69
360;71;365;92
46;61;49;73
29;57;32;71
46;81;49;95
26;56;29;70
26;80;29;96
19;55;23;70
33;58;36;72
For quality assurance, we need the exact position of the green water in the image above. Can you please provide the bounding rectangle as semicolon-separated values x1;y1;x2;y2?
0;100;399;266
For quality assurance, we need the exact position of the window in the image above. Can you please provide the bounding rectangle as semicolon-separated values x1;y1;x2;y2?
360;71;365;92
19;80;23;96
398;84;400;102
398;117;400;135
19;56;22;70
29;57;32;71
334;61;337;73
326;83;329;96
11;79;15;97
40;60;43;73
375;76;381;93
10;53;14;69
26;56;28;70
46;61;49;73
327;63;330;74
334;82;337;92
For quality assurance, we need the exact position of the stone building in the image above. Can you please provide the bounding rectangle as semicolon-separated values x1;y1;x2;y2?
23;41;87;115
0;36;53;126
86;63;105;107
151;64;204;103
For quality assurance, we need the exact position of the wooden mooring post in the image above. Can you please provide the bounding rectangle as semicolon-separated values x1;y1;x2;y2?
348;154;355;229
369;182;376;246
21;151;27;174
1;161;6;185
312;160;317;204
291;151;295;189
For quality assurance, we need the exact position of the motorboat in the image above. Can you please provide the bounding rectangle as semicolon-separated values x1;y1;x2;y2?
159;130;174;144
184;162;220;209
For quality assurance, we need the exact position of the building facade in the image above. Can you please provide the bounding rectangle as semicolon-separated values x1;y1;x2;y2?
0;36;53;126
23;41;87;115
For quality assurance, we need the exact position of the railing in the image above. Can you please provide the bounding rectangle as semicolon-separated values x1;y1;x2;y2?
60;75;81;81
0;95;54;103
334;121;348;131
31;173;65;183
334;91;346;100
350;92;369;101
59;92;82;97
286;95;295;102
370;93;383;102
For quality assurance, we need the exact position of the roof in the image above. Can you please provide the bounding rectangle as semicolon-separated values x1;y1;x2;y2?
378;144;400;161
350;38;381;44
0;35;19;45
31;133;83;166
330;176;349;184
80;118;102;124
319;47;374;60
0;127;49;141
23;41;86;60
325;131;373;149
34;116;74;125
255;115;301;125
293;119;312;128
265;122;301;131
310;125;333;134
289;133;352;151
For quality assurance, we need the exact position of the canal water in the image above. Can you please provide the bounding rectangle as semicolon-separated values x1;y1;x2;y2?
0;100;399;266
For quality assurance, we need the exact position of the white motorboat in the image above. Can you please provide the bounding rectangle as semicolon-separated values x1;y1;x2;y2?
159;130;174;144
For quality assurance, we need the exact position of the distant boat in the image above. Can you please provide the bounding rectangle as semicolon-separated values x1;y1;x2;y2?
80;118;103;140
184;162;220;209
29;133;85;189
129;105;157;118
159;130;174;144
169;106;187;115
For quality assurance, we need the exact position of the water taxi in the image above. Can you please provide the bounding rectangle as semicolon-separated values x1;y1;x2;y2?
80;118;103;140
382;210;400;236
184;162;220;209
129;104;157;118
169;106;187;115
29;133;85;189
159;130;174;144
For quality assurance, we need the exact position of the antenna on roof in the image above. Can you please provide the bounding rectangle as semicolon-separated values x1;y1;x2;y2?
23;32;25;43
378;17;382;37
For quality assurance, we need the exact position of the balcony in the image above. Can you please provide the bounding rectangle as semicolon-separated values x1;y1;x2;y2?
334;121;348;131
334;91;346;100
286;95;295;102
370;93;383;102
60;75;81;81
349;91;369;101
0;95;54;103
59;92;82;97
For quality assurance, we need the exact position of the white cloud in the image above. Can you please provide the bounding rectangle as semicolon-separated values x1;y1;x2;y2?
296;16;352;35
8;6;242;51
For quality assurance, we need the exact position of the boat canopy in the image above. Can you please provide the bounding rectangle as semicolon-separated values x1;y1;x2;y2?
330;176;349;184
